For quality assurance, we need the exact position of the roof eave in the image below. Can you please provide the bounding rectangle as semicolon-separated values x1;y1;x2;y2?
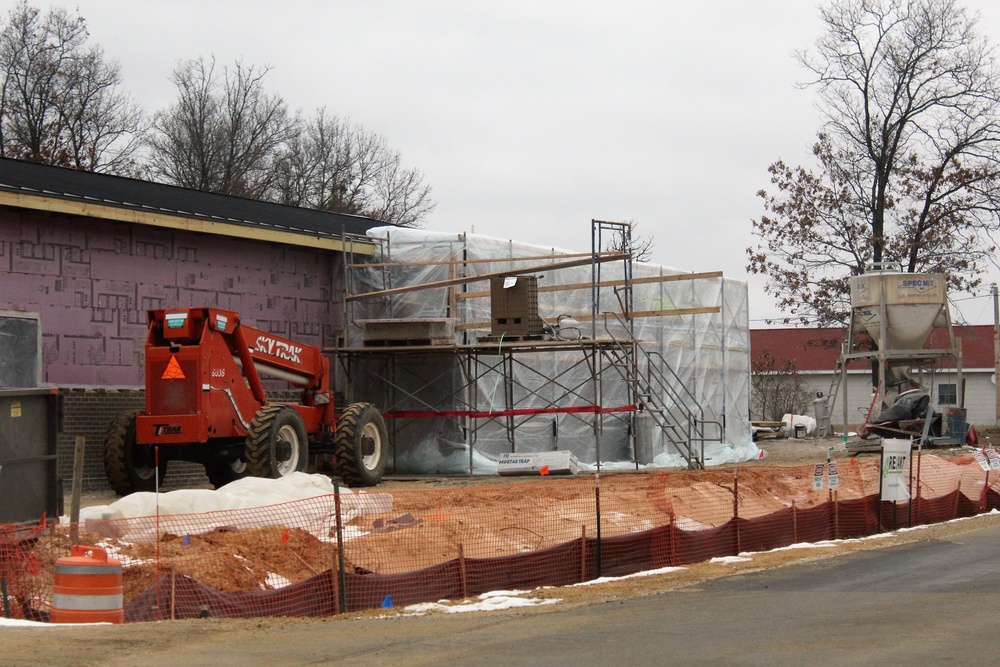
0;188;378;255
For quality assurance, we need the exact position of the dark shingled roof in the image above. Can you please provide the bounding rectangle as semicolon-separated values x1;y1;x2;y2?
0;157;385;239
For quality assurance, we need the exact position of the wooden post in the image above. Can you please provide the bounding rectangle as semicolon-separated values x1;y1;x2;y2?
334;483;347;614
732;468;740;555
668;503;679;567
954;480;962;519
330;550;341;615
458;543;468;599
579;526;587;582
833;490;839;540
981;470;990;513
792;500;797;544
69;436;85;545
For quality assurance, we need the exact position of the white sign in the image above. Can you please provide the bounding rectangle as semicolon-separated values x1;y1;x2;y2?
987;449;1000;470
503;276;517;289
973;449;992;472
828;462;840;490
497;450;581;476
880;439;912;501
812;463;825;491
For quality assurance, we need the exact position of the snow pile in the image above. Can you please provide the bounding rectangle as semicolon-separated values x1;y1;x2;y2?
404;590;561;614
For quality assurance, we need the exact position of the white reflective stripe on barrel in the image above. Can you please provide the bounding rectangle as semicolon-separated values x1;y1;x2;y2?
55;564;121;575
52;593;124;611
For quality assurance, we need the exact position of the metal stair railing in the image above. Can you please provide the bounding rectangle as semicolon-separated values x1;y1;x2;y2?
602;312;722;469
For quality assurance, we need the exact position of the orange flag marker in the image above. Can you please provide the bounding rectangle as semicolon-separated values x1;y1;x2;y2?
539;465;550;476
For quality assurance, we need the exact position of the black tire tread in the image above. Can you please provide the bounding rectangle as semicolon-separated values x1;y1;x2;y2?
334;402;387;487
245;404;308;478
103;410;138;496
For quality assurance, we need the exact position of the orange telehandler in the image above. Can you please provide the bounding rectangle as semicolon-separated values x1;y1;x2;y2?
103;307;387;495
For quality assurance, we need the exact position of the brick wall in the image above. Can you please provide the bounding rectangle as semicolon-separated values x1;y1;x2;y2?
57;387;210;492
57;388;307;493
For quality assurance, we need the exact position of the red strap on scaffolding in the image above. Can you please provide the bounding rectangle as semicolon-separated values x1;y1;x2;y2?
380;404;637;420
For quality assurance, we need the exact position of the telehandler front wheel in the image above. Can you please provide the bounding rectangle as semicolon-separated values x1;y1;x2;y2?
334;402;388;487
245;404;309;478
103;410;166;496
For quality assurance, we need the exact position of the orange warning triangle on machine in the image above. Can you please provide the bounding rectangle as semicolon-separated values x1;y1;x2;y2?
162;355;186;380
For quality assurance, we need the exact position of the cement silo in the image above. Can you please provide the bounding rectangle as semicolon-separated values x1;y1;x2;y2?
849;271;948;352
824;265;962;440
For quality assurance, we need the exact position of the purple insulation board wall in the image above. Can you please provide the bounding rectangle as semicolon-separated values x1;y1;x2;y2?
0;209;344;387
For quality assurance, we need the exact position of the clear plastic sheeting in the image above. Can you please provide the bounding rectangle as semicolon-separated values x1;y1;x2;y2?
344;227;756;474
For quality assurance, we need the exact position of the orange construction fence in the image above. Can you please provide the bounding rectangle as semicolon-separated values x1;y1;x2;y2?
1;453;997;622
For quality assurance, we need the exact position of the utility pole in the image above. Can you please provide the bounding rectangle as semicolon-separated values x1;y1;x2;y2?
993;283;999;425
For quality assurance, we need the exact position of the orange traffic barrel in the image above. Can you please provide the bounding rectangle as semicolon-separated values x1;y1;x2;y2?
51;545;124;624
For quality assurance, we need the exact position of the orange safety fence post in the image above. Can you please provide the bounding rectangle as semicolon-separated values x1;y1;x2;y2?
791;500;797;544
458;543;468;599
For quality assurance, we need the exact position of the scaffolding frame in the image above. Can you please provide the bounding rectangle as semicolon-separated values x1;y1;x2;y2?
333;221;722;474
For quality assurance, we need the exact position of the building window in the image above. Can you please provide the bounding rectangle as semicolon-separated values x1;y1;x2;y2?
938;383;957;405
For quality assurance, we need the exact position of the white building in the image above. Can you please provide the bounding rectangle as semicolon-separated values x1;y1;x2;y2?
750;326;997;430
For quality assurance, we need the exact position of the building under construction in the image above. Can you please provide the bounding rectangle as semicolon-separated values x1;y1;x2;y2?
336;222;754;474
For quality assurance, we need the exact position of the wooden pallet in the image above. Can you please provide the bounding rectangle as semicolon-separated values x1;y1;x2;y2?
362;338;454;347
478;333;551;344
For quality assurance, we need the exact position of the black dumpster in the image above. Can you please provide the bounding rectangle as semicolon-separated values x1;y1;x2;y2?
0;389;60;524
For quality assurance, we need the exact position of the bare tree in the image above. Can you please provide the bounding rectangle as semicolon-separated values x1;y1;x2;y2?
750;350;813;421
603;221;655;262
273;109;435;226
0;1;144;172
148;57;292;199
748;0;1000;325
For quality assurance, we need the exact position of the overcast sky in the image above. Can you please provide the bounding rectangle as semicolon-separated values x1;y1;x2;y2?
36;0;1000;326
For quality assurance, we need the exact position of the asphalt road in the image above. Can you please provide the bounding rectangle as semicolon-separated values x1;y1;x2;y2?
303;521;1000;667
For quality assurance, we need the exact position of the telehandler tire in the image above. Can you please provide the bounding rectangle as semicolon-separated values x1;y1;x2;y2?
245;404;309;478
104;410;165;496
334;402;388;487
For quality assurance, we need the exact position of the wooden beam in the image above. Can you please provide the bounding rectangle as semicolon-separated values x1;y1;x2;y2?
0;190;377;255
346;252;631;301
455;306;722;330
347;250;597;269
455;270;725;300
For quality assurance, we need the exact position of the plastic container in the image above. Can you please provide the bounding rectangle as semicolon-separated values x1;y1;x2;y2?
946;408;967;442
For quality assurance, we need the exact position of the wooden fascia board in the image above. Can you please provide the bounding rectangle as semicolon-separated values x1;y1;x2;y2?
0;189;377;255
